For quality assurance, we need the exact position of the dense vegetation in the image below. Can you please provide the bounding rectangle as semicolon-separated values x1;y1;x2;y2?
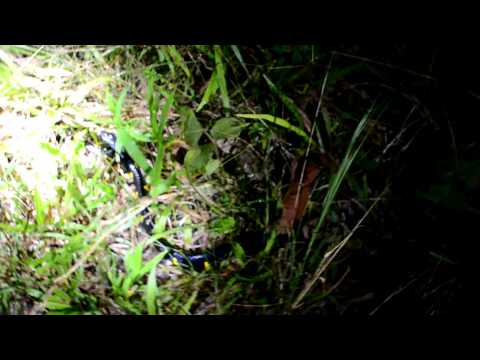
0;45;471;314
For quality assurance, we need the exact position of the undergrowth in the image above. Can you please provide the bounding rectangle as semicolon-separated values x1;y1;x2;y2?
0;45;439;314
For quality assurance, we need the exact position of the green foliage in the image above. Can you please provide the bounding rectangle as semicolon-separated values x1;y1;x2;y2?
0;45;403;315
210;117;245;140
184;144;215;175
182;107;203;147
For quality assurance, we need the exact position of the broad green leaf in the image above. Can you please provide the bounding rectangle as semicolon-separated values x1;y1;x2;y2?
181;107;203;147
205;159;221;176
210;117;244;139
184;144;214;175
26;288;43;299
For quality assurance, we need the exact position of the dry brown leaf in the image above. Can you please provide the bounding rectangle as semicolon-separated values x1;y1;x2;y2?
277;159;321;234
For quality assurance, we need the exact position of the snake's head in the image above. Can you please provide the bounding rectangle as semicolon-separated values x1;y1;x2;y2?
97;131;117;157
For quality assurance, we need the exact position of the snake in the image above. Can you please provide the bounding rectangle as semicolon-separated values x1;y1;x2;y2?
96;130;232;272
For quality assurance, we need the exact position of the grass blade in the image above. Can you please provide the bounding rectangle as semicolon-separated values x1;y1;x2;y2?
214;46;230;111
112;87;151;172
196;69;219;112
33;189;46;226
231;45;250;76
293;190;384;309
167;46;191;78
145;266;158;315
150;91;174;188
263;74;306;129
236;113;312;143
304;105;374;261
146;69;160;137
181;290;198;315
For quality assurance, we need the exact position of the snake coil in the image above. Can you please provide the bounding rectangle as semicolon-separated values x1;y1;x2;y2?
97;130;231;272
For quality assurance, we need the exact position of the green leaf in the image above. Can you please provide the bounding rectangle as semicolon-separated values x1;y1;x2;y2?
145;266;158;315
159;46;176;77
145;69;160;137
40;142;62;157
117;128;151;173
181;290;198;315
33;188;46;226
211;216;236;235
236;113;312;143
214;46;230;110
167;45;191;78
26;288;43;299
181;107;203;147
111;87;151;172
150;92;175;188
210;117;244;139
196;69;219;112
139;250;168;278
263;230;277;255
155;207;171;234
232;243;246;267
125;244;143;277
113;87;129;122
46;301;71;311
184;144;214;175
46;290;71;311
231;45;250;76
305;105;373;260
205;159;221;176
263;75;305;128
150;172;176;197
183;223;193;246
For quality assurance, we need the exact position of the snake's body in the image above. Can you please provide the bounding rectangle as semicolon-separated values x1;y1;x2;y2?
97;131;231;272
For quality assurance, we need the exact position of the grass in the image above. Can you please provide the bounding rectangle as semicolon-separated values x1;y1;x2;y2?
0;44;443;315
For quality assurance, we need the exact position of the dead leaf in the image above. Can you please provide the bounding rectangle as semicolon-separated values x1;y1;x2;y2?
277;159;321;234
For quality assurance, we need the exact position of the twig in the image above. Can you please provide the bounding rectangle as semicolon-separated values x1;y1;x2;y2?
368;277;418;316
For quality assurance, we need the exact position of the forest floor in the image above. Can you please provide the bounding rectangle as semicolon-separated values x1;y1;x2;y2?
0;45;471;314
